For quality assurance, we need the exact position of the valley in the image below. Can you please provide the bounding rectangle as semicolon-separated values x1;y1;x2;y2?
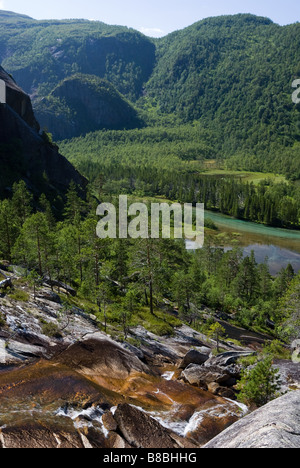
0;8;300;449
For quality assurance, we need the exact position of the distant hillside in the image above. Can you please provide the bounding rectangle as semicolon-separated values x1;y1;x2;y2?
0;11;156;101
35;74;143;140
1;11;300;171
145;14;300;159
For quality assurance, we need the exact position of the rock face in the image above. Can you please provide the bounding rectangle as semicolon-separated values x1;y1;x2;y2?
57;333;151;380
179;349;210;369
182;364;236;388
0;66;86;201
113;404;197;449
0;66;39;131
203;391;300;448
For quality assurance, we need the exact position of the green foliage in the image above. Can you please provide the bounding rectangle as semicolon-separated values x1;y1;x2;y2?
8;288;30;302
207;323;227;352
146;15;300;165
2;12;299;167
41;322;63;339
60;126;300;228
276;273;300;343
35;74;143;139
237;356;282;407
0;12;155;101
0;177;296;342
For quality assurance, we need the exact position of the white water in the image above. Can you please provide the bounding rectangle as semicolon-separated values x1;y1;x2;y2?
56;397;248;442
56;405;109;436
161;371;175;381
224;398;249;416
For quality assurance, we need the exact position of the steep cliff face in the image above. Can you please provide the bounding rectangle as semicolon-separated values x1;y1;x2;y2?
0;66;86;201
0;66;39;131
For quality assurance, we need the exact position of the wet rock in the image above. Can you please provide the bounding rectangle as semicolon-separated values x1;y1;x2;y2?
179;350;209;369
102;411;118;432
203;391;300;448
207;382;236;399
78;426;106;449
185;402;240;446
106;432;131;449
113;403;197;449
0;424;84;449
57;333;151;380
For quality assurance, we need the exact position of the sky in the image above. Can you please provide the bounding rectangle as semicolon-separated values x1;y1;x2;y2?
0;0;299;37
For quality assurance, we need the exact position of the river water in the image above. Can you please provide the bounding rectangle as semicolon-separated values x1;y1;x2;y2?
188;210;300;275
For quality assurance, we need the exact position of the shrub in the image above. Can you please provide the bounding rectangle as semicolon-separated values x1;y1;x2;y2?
237;356;282;408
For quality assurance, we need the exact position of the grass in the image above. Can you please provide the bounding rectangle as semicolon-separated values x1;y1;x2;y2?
8;288;30;302
201;169;287;185
135;306;182;336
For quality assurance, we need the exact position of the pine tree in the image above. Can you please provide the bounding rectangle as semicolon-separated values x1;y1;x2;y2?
237;356;281;408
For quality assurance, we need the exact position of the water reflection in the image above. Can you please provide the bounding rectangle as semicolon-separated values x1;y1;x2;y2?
187;210;300;275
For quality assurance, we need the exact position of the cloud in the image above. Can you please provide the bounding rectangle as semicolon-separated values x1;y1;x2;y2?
138;27;166;38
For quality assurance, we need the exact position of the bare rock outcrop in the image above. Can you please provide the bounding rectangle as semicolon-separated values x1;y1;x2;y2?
203;391;300;448
0;65;86;201
113;403;197;449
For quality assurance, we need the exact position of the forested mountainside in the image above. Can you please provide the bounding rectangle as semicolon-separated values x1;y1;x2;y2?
146;15;300;164
0;11;299;167
34;74;143;140
0;10;156;100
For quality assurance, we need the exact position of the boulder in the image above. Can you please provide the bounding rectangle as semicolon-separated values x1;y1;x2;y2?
57;333;151;380
203;391;300;448
113;404;197;449
205;351;256;368
102;411;118;432
182;364;232;387
179;349;209;369
106;432;130;449
0;424;84;449
207;382;236;399
36;291;62;304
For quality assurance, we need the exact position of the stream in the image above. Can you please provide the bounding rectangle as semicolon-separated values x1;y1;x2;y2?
187;210;300;275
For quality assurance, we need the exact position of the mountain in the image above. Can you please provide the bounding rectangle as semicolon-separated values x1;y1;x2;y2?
0;65;86;204
34;74;143;140
145;14;300;158
0;11;156;101
0;11;299;170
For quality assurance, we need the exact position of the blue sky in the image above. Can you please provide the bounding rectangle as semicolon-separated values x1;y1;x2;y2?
0;0;299;36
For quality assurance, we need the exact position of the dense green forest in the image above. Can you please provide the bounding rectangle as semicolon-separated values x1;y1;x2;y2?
1;11;300;347
0;11;299;170
0;11;156;100
34;74;143;139
0;180;298;343
60;127;300;228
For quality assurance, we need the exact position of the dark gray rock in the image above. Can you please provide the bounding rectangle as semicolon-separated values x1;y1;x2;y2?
113;404;197;449
182;364;232;387
179;349;209;369
205;351;256;368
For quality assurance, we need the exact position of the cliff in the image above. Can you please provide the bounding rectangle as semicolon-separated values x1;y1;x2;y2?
0;66;86;202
